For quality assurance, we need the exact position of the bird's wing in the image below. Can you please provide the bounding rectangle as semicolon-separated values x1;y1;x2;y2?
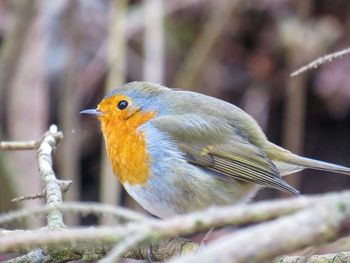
151;114;299;194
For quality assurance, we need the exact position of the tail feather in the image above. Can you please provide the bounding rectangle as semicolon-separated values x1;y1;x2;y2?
282;153;350;176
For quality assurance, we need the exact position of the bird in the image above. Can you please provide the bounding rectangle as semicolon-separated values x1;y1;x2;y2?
80;81;350;219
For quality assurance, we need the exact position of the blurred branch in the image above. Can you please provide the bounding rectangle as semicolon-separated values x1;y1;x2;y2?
0;133;63;151
127;0;205;38
76;0;204;102
57;0;81;219
283;0;313;153
0;0;36;119
0;140;39;150
0;0;37;219
99;0;127;213
281;73;306;193
173;0;239;89
314;235;350;254
0;202;148;226
0;153;17;213
170;196;350;263
143;0;164;83
291;46;350;77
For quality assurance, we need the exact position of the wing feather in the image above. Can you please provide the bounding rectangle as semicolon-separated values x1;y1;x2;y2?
151;114;299;194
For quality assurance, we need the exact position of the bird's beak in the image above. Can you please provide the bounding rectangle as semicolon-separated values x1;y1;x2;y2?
80;108;102;117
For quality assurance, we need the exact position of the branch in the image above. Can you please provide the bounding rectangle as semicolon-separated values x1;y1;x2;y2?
0;130;63;151
314;235;350;254
11;180;72;203
0;0;36;115
173;0;239;89
291;46;350;77
0;202;148;226
0;125;69;261
37;125;65;230
3;249;47;263
0;140;39;150
0;228;196;262
0;193;317;251
169;197;350;263
276;252;350;263
124;237;198;261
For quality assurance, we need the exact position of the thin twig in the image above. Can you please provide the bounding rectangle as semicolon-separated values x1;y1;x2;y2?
0;132;63;151
11;180;72;203
0;140;39;150
11;192;45;202
291;46;350;77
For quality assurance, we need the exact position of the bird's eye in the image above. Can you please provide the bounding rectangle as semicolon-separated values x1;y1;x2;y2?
117;100;128;110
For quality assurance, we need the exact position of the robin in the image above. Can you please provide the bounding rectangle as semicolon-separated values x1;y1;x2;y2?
81;81;350;218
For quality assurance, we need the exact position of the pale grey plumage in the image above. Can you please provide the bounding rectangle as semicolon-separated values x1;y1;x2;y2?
100;81;350;218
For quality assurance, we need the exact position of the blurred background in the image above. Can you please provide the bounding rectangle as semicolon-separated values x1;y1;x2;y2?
1;0;350;226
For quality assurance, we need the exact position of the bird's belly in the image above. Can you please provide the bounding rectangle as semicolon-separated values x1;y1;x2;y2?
123;168;259;218
126;123;260;218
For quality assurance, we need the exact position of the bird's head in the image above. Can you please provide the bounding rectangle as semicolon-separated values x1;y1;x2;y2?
80;82;171;125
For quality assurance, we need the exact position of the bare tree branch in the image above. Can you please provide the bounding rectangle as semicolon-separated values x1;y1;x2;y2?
11;180;72;203
2;192;350;262
143;0;164;83
173;0;240;89
0;140;39;150
38;125;66;230
0;132;63;151
276;252;350;263
0;202;148;226
3;249;47;263
169;198;350;263
0;0;36;117
291;46;350;77
99;0;127;212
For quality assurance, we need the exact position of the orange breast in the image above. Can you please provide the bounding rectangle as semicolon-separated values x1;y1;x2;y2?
100;111;156;185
